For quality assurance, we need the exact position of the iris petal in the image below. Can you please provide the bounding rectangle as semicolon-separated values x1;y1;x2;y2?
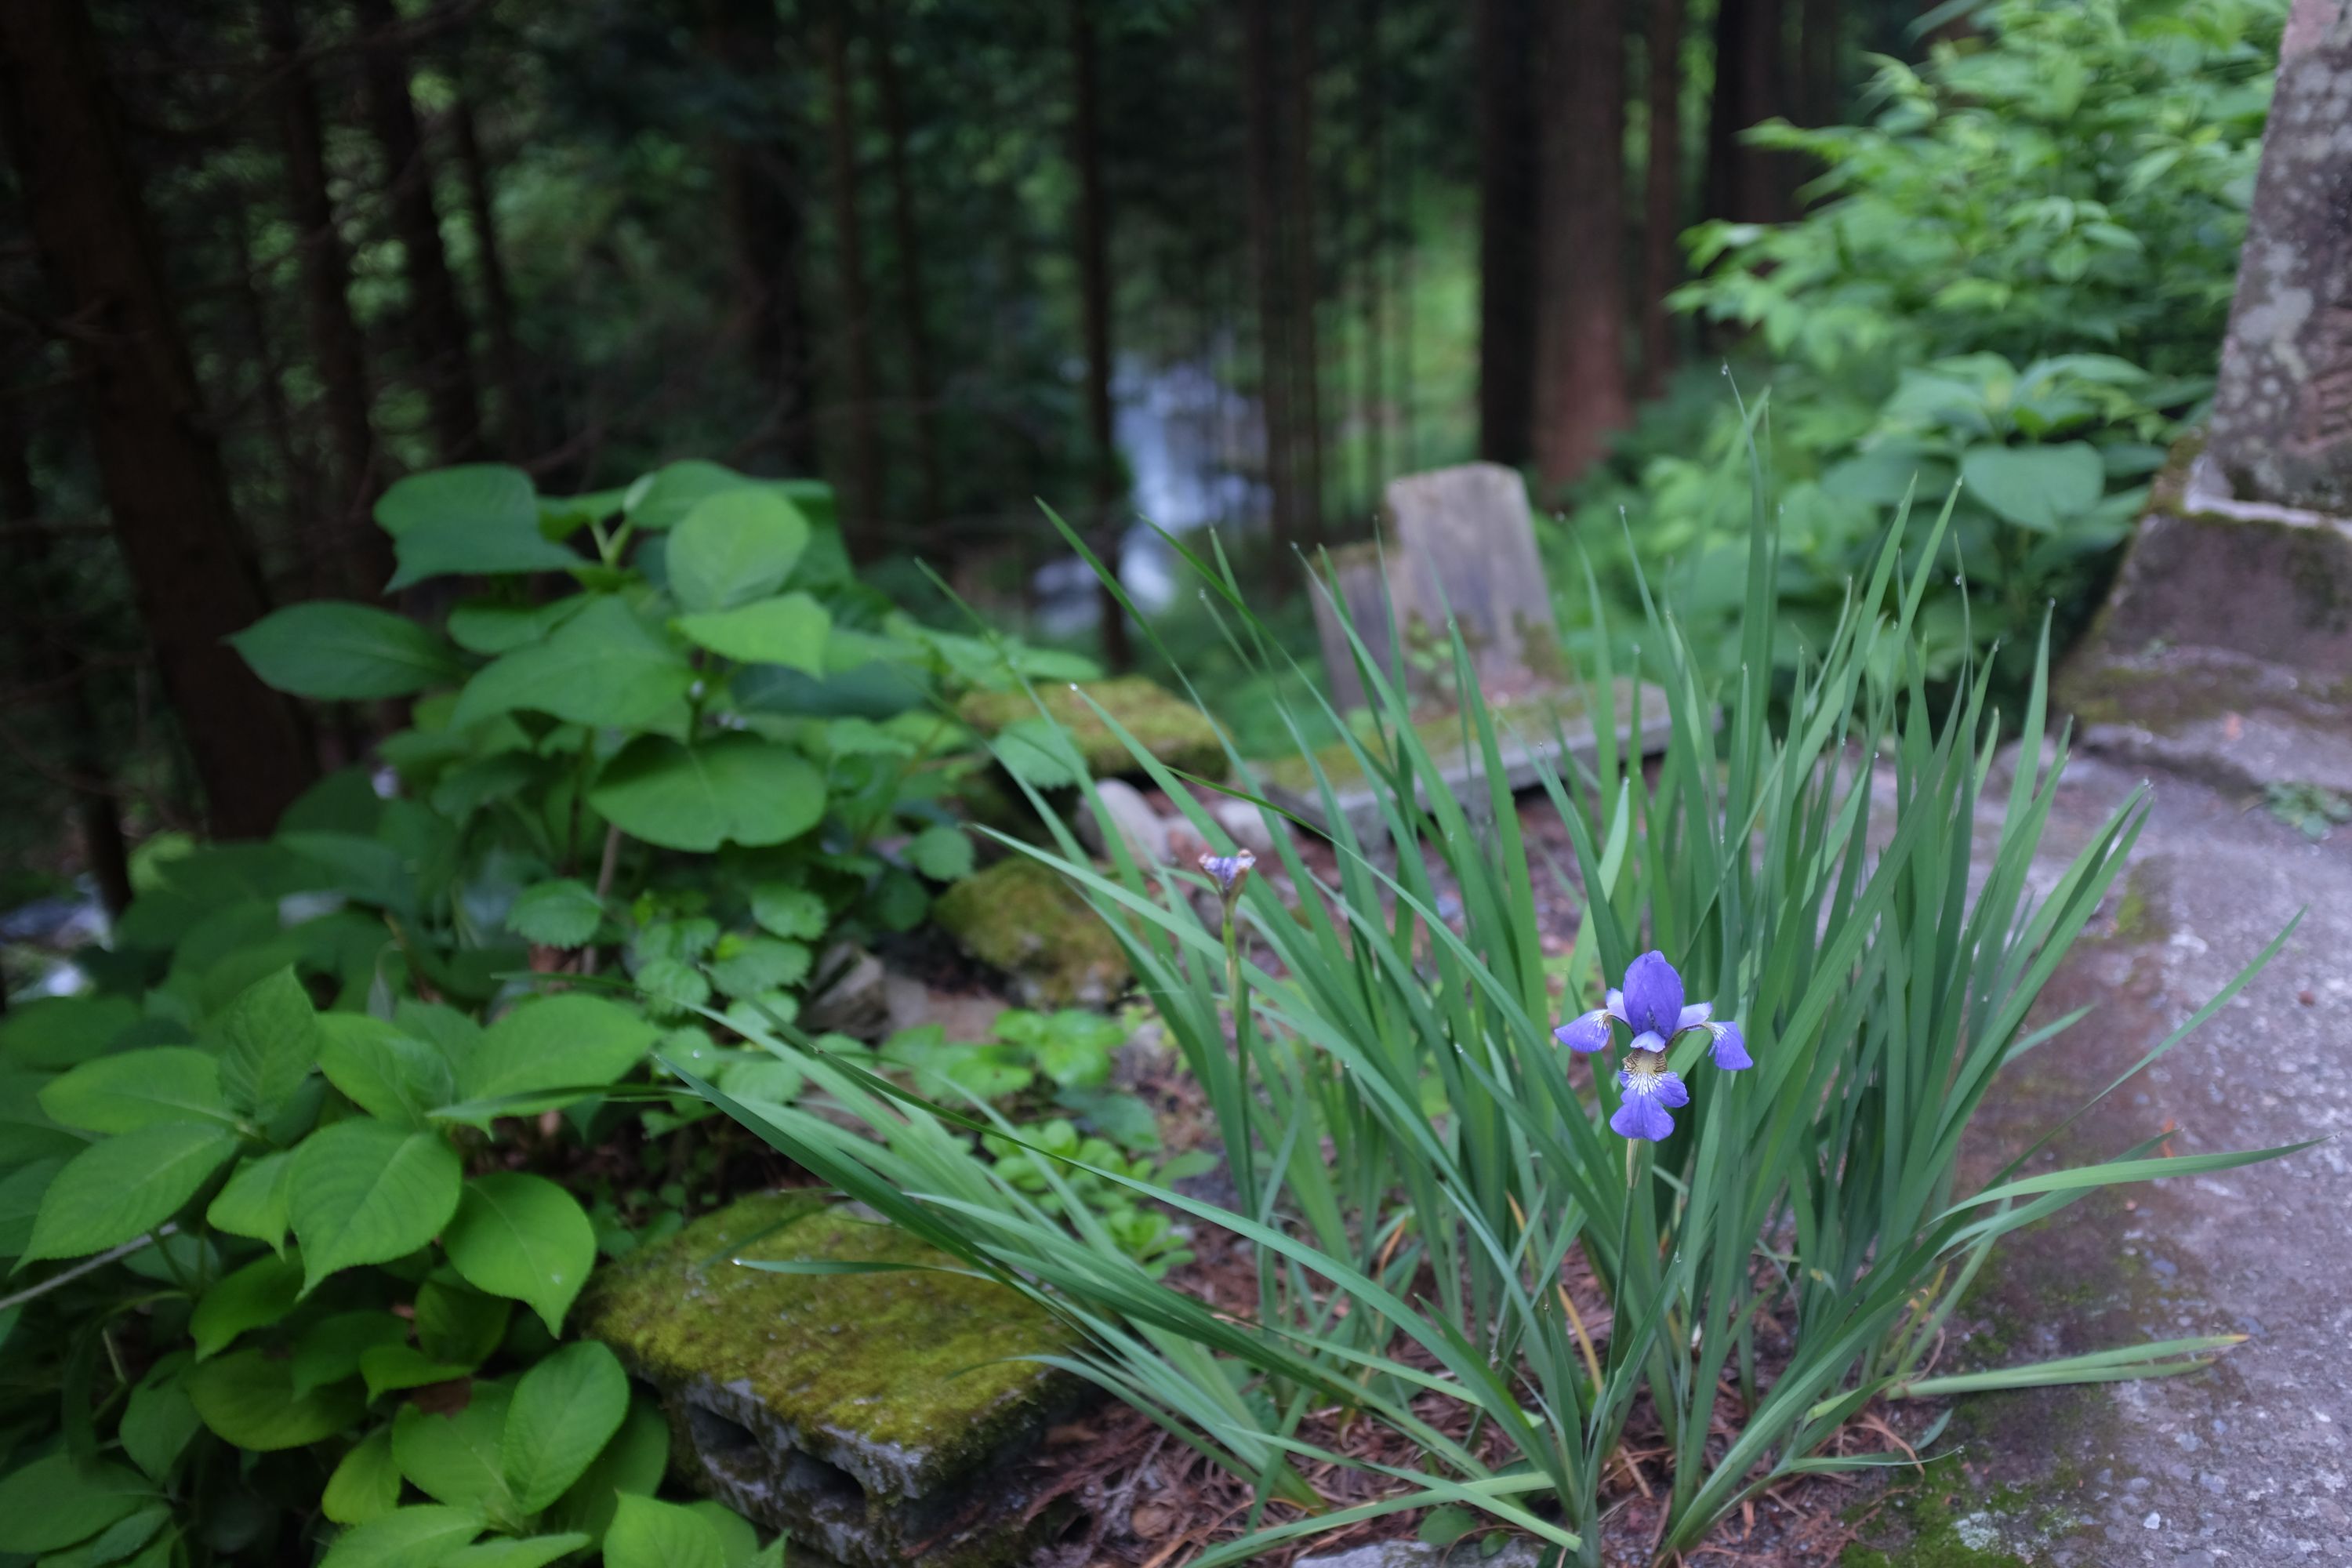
1652;1070;1690;1109
1708;1022;1752;1071
1621;951;1686;1037
1553;1009;1613;1054
1675;1002;1713;1032
1610;1093;1675;1142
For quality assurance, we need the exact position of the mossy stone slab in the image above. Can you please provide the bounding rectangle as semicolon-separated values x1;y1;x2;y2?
958;675;1227;782
579;1192;1081;1568
932;856;1129;1007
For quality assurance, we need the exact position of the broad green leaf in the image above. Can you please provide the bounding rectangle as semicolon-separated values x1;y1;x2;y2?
687;1502;760;1568
675;593;829;671
386;518;583;593
23;1121;240;1263
44;1502;169;1567
456;993;659;1106
191;1251;305;1359
445;1173;597;1335
604;1494;726;1568
546;1390;668;1543
0;1157;64;1258
1958;441;2107;531
231;603;464;699
715;1056;804;1105
749;883;827;940
294;1312;409;1399
360;1343;476;1399
505;879;604;947
624;459;759;531
38;1047;227;1134
0;1454;155;1553
289;1121;463;1292
392;1386;514;1512
416;1278;513;1366
376;465;536;537
501;1340;629;1512
211;966;322;1123
442;1534;593;1568
120;1367;202;1480
909;823;975;881
666;488;809;612
0;995;140;1069
634;956;711;1016
207;1150;296;1254
446;595;590;655
318;1504;485;1568
590;735;825;851
707;935;811;997
186;1348;365;1450
323;1429;402;1526
449;597;694;736
318;1016;455;1127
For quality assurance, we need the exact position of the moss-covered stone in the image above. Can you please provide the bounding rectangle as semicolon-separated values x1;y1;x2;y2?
958;675;1228;782
931;856;1129;1007
579;1192;1083;1568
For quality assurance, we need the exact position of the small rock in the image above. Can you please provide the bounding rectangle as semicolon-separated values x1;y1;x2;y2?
799;944;890;1040
932;858;1129;1008
1294;1541;1547;1568
1076;779;1171;865
1208;797;1278;856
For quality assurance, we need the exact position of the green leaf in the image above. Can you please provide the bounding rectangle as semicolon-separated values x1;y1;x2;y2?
207;1150;296;1254
634;956;711;1018
707;935;811;998
590;734;826;851
386;517;583;593
231;603;464;699
289;1121;463;1292
505;879;604;947
416;1278;512;1365
119;1365;201;1479
319;1504;485;1568
0;995;138;1069
1036;1033;1112;1092
23;1120;240;1263
909;823;975;881
715;1056;804;1105
1419;1503;1479;1545
43;1502;169;1567
211;966;322;1124
994;717;1086;788
749;883;826;940
359;1343;476;1399
456;993;659;1106
1958;441;2107;531
501;1340;629;1512
0;1454;154;1554
376;465;537;537
687;1502;760;1568
666;489;810;612
604;1494;727;1568
293;1311;409;1399
323;1429;403;1526
0;1157;60;1258
624;459;759;532
676;593;829;671
446;595;590;655
546;1390;668;1543
445;1173;597;1334
191;1251;305;1359
449;597;695;737
186;1348;366;1450
392;1387;514;1512
441;1534;593;1568
318;1016;456;1128
38;1047;226;1134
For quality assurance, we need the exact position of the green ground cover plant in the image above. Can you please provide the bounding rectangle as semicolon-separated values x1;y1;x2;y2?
675;468;2308;1565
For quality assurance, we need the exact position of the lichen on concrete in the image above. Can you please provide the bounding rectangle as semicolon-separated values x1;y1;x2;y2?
932;855;1130;1007
958;675;1228;782
579;1192;1082;1568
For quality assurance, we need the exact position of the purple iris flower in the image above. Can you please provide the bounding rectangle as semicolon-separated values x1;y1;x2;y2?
1551;949;1751;1142
1200;848;1256;896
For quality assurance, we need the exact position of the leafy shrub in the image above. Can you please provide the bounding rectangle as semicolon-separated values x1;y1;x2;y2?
1564;0;2285;680
678;482;2304;1564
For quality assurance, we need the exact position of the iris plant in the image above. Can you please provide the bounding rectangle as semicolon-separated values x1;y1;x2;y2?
1556;950;1749;1142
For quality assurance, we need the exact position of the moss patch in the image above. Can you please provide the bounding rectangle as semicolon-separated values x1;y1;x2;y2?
579;1192;1077;1503
1252;684;1602;798
957;676;1227;782
1840;1455;2062;1568
932;857;1129;1007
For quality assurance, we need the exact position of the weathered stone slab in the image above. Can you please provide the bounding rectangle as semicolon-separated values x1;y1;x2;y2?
579;1192;1083;1568
957;675;1226;782
1296;1541;1546;1568
1314;463;1567;712
931;856;1129;1007
2206;0;2352;514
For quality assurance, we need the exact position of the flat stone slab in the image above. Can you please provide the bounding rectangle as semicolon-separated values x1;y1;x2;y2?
579;1192;1082;1568
958;675;1227;782
1258;680;1671;839
1911;746;2352;1565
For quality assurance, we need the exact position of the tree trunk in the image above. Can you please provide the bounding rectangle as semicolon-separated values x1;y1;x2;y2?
818;5;883;556
351;0;483;466
704;0;818;474
223;198;322;564
1534;0;1630;486
258;0;390;600
872;1;944;533
1475;0;1540;467
1243;0;1299;592
1800;0;1842;128
1283;0;1325;555
1704;0;1789;223
1067;0;1131;670
451;83;533;463
1640;0;1685;397
0;0;318;839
